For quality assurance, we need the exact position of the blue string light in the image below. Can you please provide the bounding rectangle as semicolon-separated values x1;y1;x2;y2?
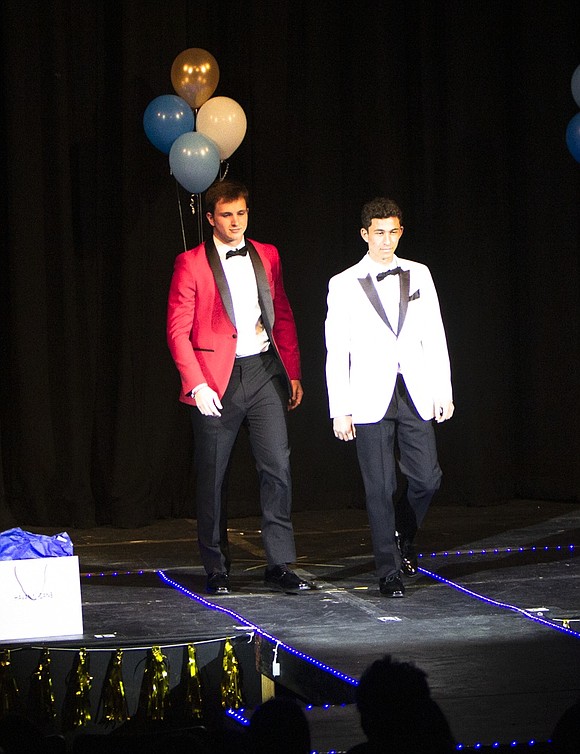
225;705;545;752
418;566;580;639
419;544;574;560
157;570;359;686
455;742;544;751
225;707;250;726
83;570;145;577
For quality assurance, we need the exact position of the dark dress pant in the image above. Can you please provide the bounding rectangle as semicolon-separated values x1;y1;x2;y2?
190;350;297;574
355;375;442;579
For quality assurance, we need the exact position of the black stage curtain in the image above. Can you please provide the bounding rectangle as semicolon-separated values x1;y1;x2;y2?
1;1;579;529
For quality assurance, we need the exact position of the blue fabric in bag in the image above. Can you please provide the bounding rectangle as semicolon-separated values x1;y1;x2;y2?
0;527;73;560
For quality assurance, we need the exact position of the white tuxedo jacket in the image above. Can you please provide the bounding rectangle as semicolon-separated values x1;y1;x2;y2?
325;254;452;424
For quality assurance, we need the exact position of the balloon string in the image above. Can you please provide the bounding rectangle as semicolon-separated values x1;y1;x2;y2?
220;162;230;181
191;194;203;246
175;179;187;253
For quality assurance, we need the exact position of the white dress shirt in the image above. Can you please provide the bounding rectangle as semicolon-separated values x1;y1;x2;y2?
215;238;270;357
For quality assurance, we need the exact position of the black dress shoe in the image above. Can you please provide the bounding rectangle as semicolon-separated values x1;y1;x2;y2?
264;565;312;594
396;533;419;577
206;572;230;594
379;573;405;597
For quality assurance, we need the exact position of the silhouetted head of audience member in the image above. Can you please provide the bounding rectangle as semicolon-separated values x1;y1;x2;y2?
551;695;580;753
247;697;311;754
352;654;455;754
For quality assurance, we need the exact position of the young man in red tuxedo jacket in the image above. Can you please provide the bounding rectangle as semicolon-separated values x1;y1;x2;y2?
167;180;312;595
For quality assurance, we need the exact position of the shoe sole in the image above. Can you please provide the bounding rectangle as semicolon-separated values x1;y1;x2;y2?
380;585;405;597
264;581;311;595
206;581;230;595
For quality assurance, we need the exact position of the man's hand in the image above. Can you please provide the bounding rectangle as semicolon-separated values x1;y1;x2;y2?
435;400;454;423
195;385;223;417
288;379;303;411
333;415;356;441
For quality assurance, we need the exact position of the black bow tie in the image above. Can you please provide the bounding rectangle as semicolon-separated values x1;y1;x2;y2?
376;267;402;281
225;245;248;259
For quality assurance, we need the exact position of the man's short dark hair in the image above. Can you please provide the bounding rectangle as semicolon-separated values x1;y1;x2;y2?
361;197;403;230
204;179;249;215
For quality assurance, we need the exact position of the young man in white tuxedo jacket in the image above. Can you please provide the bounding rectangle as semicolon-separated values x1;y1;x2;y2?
325;197;454;597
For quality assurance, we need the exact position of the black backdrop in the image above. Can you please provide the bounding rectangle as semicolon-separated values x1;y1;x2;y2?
1;0;579;529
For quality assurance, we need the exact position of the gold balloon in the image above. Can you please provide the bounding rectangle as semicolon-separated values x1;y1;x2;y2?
171;48;220;110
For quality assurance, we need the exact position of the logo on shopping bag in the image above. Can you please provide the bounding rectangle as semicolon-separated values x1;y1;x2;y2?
13;562;54;600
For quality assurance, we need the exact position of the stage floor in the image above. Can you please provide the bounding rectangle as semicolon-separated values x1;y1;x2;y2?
5;499;580;752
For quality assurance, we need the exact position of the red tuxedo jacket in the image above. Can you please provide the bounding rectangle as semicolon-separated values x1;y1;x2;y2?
167;237;301;405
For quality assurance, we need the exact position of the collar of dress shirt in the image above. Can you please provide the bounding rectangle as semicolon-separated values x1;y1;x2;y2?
366;253;400;276
214;237;247;261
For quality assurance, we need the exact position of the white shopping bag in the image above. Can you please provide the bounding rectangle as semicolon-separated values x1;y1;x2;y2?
0;555;84;642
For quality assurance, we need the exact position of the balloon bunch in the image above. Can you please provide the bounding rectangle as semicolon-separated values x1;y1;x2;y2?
143;48;247;193
565;64;580;163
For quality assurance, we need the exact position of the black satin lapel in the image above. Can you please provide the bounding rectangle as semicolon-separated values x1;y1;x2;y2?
205;237;236;328
247;242;275;334
397;270;410;334
358;274;394;332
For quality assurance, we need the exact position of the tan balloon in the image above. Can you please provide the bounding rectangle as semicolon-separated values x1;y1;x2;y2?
196;96;247;160
171;48;220;110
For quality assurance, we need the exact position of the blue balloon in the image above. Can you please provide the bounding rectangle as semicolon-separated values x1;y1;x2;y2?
572;64;580;109
169;132;221;193
143;95;194;154
565;112;580;163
